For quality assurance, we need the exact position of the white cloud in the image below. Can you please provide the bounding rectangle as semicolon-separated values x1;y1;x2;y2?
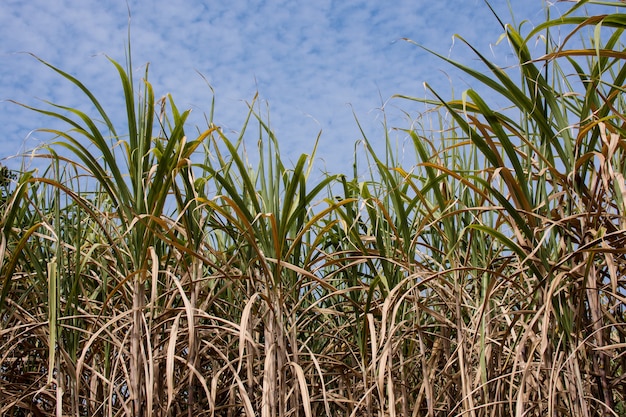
1;0;555;174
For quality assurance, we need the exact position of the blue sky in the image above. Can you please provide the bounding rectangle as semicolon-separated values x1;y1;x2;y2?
1;1;560;175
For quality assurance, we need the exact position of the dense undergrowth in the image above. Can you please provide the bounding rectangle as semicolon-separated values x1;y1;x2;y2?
1;1;626;416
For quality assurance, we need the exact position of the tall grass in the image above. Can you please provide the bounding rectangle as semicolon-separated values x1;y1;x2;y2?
1;1;625;416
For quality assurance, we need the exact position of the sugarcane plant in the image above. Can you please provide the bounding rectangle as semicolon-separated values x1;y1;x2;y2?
0;0;625;416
